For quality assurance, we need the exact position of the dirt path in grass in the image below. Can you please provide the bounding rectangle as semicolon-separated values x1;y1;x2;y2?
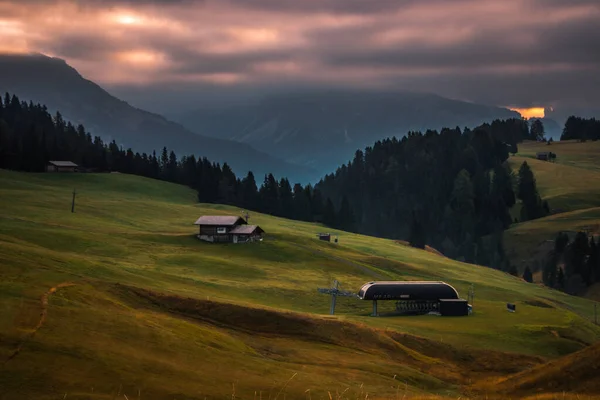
3;282;76;365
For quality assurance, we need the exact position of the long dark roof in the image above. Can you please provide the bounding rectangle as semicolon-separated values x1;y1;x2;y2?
48;161;78;167
194;215;246;226
358;281;459;301
230;225;264;234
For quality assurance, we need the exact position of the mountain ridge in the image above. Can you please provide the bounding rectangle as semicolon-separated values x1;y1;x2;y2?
0;53;316;182
175;89;521;171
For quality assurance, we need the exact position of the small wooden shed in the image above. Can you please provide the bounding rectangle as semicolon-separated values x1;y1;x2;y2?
47;161;78;172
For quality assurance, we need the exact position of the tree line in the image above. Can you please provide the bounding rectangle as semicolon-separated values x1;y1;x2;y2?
315;120;549;270
0;92;353;228
542;231;600;295
560;116;600;142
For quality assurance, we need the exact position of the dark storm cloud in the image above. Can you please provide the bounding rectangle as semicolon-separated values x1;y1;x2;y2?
1;0;599;113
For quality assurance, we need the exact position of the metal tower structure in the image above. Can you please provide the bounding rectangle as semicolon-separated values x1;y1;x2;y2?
317;279;357;315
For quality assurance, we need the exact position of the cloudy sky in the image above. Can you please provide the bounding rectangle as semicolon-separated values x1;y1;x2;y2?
1;0;599;117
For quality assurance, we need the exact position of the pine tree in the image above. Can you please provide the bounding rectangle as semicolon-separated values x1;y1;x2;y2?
292;183;312;221
323;197;337;227
517;161;547;221
530;119;545;141
569;231;590;279
543;254;557;288
554;232;570;254
492;165;516;208
259;174;280;215
557;267;565;290
311;188;324;222
278;178;293;218
167;150;178;182
408;211;426;249
160;146;169;178
240;171;259;211
217;163;237;205
523;266;533;283
337;195;355;231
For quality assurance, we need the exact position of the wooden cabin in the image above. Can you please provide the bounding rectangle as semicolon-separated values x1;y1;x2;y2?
47;161;78;172
194;215;264;243
536;152;556;162
536;152;550;161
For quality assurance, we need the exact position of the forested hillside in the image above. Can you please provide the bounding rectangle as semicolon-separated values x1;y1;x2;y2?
316;120;549;269
0;54;313;182
560;116;600;141
0;92;335;224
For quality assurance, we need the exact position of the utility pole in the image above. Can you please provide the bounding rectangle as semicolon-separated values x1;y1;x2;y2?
468;284;474;306
317;279;357;315
330;280;338;315
71;189;76;213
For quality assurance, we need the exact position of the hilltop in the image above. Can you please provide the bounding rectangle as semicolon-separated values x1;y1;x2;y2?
1;169;599;399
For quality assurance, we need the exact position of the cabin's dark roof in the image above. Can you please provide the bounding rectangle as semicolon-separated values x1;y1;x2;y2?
194;216;246;226
358;281;459;301
230;225;264;235
48;161;78;167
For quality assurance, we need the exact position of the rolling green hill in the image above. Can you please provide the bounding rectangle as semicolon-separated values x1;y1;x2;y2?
512;140;600;173
505;141;600;278
1;169;599;399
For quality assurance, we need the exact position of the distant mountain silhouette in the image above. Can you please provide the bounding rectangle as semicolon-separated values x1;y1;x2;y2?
0;53;314;182
176;90;520;172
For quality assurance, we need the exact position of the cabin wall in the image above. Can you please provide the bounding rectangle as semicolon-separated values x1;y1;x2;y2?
199;225;233;235
46;165;77;172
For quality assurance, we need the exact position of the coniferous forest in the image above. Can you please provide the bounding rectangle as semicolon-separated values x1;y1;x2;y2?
315;122;549;269
0;92;336;224
560;116;600;141
542;231;600;295
0;91;554;272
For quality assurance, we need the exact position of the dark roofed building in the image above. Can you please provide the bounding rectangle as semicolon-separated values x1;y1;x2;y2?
536;152;556;162
358;281;469;317
536;152;550;161
194;215;264;243
194;215;246;226
358;281;459;301
46;161;78;172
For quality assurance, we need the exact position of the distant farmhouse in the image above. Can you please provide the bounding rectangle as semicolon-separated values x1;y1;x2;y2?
47;161;78;172
194;215;264;243
536;152;556;162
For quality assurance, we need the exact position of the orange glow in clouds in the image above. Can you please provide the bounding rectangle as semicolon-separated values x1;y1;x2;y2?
509;107;545;119
114;50;168;67
104;11;145;25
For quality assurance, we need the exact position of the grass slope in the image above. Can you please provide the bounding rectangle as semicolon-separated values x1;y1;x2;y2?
505;141;600;274
492;340;600;396
512;140;600;173
1;169;599;399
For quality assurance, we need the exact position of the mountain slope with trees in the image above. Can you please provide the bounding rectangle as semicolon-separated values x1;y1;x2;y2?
0;53;314;182
0;92;340;226
315;119;549;269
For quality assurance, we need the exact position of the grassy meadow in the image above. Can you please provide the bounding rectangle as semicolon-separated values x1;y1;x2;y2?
1;169;600;399
505;140;600;276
